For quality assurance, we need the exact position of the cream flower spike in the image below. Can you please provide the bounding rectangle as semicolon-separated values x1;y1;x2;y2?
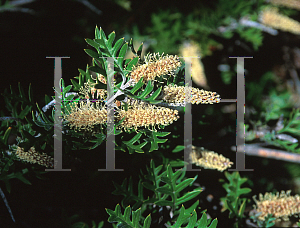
162;84;221;105
252;190;300;221
260;7;300;35
130;53;181;84
189;146;233;172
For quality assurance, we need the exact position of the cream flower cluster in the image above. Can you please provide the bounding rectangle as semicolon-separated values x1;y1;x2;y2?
15;146;54;168
260;7;300;35
269;0;300;10
189;146;233;172
253;190;300;221
179;42;208;88
116;102;179;131
130;53;182;84
63;101;107;131
162;84;221;105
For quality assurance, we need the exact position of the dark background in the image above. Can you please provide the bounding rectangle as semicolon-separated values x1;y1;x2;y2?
0;0;299;227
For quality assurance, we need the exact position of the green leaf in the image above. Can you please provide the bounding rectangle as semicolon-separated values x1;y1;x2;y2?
118;43;128;66
238;199;246;217
85;38;101;49
113;38;125;57
207;218;218;228
88;66;107;76
18;105;31;119
130;78;144;94
2;127;12;145
176;190;201;206
175;178;194;193
154;200;173;207
126;57;139;71
143;214;151;228
70;79;80;91
107;31;116;49
156;185;172;195
198;212;207;228
172;145;185;153
138;81;153;99
137;43;143;56
84;49;99;59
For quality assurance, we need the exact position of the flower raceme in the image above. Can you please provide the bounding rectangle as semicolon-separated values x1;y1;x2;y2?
116;102;179;131
189;146;233;172
129;53;182;84
179;41;208;89
162;84;221;105
269;0;300;10
15;146;54;168
260;7;300;35
63;101;107;131
252;190;300;221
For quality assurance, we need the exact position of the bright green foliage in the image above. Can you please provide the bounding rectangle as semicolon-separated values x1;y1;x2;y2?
250;213;276;228
219;172;251;228
169;206;218;228
111;160;211;227
106;204;151;228
0;83;49;192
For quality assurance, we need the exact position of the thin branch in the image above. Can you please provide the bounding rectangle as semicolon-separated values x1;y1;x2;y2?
218;17;278;36
231;143;300;163
0;187;15;223
74;0;102;15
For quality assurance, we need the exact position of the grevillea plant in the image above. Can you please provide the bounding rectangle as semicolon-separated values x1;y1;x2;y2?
106;160;218;228
32;26;222;155
0;27;233;226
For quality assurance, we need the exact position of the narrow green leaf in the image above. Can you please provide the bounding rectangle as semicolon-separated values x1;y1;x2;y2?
18;82;25;99
113;38;124;57
18;105;31;119
154;200;173;207
176;190;202;206
186;211;197;228
70;79;80;91
198;212;207;228
2;127;12;145
238;199;246;217
138;81;153;98
156;185;172;195
89;66;106;75
63;85;72;96
143;214;151;228
107;31;116;49
84;49;99;59
172;145;185;153
130;78;144;94
85;38;101;49
118;43;128;66
123;132;143;145
146;86;162;101
137;43;143;56
28;83;33;102
175;178;194;193
126;57;139;71
207;218;218;228
237;188;251;195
